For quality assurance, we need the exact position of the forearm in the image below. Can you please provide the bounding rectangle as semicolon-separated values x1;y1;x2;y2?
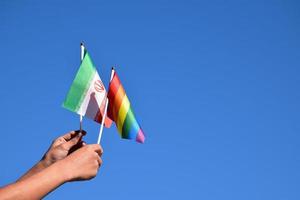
0;161;68;200
17;159;50;182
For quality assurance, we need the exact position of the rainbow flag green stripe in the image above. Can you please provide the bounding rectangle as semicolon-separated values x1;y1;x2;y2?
63;52;96;112
108;71;145;143
122;108;141;139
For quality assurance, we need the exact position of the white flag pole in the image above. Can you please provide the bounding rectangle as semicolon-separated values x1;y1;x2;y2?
97;67;115;144
80;42;85;133
97;99;109;144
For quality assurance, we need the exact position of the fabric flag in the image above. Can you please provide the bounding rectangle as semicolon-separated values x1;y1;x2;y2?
107;70;145;143
63;51;112;127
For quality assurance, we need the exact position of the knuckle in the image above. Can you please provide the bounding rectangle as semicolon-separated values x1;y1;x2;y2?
52;137;63;146
52;138;58;144
84;145;90;151
56;137;63;142
93;153;99;159
93;144;100;150
96;144;101;150
61;143;69;150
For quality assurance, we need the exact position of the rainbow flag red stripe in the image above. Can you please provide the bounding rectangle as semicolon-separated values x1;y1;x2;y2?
107;71;145;143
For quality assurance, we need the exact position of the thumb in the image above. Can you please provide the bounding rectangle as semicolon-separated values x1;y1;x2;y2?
62;132;82;150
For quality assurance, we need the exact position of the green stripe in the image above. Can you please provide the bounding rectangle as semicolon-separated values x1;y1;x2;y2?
122;108;140;139
63;52;96;112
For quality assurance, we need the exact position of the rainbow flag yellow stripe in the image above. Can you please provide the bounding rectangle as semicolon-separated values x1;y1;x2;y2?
108;71;145;143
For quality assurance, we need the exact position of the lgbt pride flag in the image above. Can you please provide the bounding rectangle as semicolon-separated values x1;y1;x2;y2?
63;51;112;128
107;69;145;143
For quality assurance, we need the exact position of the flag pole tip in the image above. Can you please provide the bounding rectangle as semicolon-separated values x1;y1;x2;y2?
111;67;115;70
80;42;84;46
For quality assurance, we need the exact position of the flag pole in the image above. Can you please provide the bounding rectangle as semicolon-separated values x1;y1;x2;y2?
97;67;115;144
80;42;85;133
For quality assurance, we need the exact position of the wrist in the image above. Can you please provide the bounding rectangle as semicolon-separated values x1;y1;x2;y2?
53;159;74;182
38;159;51;169
41;154;56;168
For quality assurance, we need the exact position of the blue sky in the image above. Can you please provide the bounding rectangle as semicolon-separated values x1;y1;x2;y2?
0;0;300;199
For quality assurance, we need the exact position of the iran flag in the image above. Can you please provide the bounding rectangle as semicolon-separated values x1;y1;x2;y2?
63;51;112;128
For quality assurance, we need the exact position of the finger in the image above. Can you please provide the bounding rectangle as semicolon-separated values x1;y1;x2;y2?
68;141;86;154
77;141;86;147
89;144;103;156
52;131;76;146
77;130;87;136
96;155;102;166
61;131;76;141
62;130;87;141
62;132;83;150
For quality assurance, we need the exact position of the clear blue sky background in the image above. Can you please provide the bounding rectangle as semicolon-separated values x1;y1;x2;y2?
0;0;299;199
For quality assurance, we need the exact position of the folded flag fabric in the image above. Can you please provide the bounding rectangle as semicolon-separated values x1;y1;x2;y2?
107;70;145;143
63;51;112;128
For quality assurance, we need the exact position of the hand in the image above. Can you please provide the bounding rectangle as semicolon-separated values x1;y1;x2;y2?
60;144;103;181
17;130;87;182
42;130;87;167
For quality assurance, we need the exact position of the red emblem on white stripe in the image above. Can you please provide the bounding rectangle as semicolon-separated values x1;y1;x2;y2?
94;80;104;93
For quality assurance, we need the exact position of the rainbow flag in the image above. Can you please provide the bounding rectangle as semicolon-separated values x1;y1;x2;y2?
107;69;145;143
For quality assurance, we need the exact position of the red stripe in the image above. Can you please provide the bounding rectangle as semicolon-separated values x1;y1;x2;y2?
94;97;112;128
107;73;121;120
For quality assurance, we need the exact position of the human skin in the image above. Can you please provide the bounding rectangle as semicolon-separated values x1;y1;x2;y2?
0;131;103;200
19;130;87;181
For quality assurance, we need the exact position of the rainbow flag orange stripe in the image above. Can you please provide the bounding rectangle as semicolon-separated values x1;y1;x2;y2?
108;71;145;143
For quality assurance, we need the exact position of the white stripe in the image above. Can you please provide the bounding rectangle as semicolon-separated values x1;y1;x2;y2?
77;72;106;121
